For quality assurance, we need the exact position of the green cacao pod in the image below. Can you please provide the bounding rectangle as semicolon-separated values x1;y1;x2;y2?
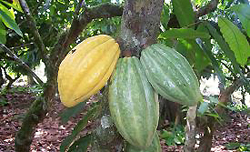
140;44;202;106
109;57;159;149
126;133;162;152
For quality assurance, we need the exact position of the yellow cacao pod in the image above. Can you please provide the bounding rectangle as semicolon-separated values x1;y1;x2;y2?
58;35;120;107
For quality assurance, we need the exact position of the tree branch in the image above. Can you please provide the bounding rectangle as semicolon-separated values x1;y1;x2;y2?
195;0;219;18
19;0;48;64
184;104;197;152
0;44;44;85
218;77;245;106
168;0;219;28
51;3;123;69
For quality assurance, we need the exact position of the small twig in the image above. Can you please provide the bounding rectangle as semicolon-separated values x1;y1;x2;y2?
196;0;219;18
0;44;44;85
50;3;123;68
19;0;48;65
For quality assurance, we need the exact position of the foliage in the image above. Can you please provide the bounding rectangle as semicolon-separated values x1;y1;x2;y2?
0;84;42;106
197;96;223;122
0;0;23;44
227;102;248;112
225;142;250;151
218;17;250;66
160;124;185;146
60;102;101;152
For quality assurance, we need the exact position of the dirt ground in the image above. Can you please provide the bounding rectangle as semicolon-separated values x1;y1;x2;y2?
0;90;249;152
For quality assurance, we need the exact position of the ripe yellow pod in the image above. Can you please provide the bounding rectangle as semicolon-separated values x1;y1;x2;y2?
58;35;120;107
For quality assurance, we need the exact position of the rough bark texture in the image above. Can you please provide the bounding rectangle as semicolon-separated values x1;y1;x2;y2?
15;97;48;151
15;82;56;152
118;0;164;56
184;105;197;152
91;88;123;152
197;117;214;152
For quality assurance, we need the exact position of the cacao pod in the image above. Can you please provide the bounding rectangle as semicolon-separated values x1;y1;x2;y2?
58;35;120;107
140;44;202;106
109;57;159;149
126;133;162;152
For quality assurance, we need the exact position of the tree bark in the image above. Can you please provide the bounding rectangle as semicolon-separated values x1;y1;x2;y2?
91;87;123;152
197;117;214;152
184;105;197;152
118;0;164;56
15;81;56;152
158;97;185;128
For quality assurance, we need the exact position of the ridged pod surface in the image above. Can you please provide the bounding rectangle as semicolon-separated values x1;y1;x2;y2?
140;44;202;106
58;35;120;107
126;133;162;152
109;57;159;149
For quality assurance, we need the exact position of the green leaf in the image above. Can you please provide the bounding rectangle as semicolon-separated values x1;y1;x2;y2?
205;22;242;75
225;142;241;150
160;28;210;39
0;4;23;37
206;113;220;119
0;21;6;44
208;96;219;104
231;4;250;37
160;3;170;31
172;0;195;27
197;23;213;51
0;0;23;13
68;134;92;152
196;38;226;84
175;39;210;72
60;102;85;124
198;101;209;115
175;39;195;65
218;17;250;66
60;103;100;152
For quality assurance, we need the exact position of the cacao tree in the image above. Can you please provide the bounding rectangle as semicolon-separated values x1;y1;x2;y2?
0;0;249;151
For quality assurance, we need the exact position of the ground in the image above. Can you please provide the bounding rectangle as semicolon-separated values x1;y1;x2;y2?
0;87;249;152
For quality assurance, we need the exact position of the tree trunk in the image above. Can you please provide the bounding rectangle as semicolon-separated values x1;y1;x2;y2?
159;97;185;128
118;0;164;55
184;105;197;152
197;117;214;152
91;87;124;152
15;78;57;152
92;0;164;150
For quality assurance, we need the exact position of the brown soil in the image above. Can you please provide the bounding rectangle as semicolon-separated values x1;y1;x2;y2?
0;89;249;152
